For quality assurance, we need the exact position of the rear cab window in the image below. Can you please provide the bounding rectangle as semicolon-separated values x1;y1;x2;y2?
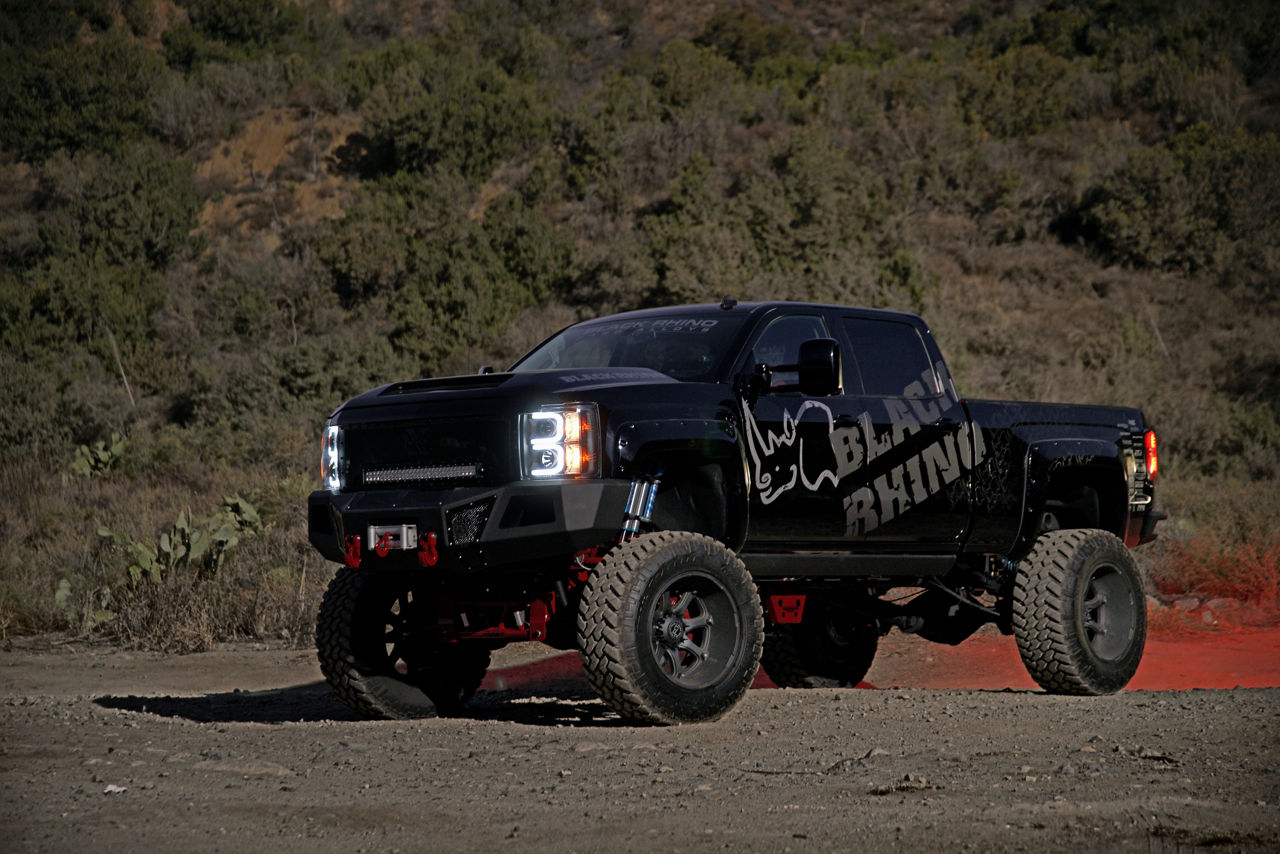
841;316;940;398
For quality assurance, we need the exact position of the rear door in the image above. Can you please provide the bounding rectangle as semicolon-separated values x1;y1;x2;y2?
832;314;975;547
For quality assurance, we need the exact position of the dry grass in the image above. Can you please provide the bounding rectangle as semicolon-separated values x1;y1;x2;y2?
1154;536;1280;608
0;439;332;650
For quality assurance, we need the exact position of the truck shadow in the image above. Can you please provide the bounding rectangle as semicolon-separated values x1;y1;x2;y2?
94;684;362;723
92;682;628;727
91;652;795;727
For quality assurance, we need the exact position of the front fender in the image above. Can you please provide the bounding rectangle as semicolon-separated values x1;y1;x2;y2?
615;417;750;551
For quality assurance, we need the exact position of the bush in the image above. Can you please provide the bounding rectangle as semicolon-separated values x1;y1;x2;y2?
695;9;811;75
0;33;163;160
1155;536;1280;608
1076;124;1280;284
354;38;557;180
188;0;304;50
963;45;1103;137
34;144;200;269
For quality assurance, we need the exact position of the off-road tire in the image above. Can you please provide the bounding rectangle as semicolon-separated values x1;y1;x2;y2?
762;608;878;689
577;531;763;725
1012;529;1146;695
317;567;490;719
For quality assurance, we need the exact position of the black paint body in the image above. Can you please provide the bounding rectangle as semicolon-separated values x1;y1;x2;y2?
308;302;1160;591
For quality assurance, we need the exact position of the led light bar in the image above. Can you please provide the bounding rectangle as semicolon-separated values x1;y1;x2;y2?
364;464;480;484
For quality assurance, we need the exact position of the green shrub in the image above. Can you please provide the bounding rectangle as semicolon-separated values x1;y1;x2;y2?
0;0;84;49
649;39;746;114
188;0;304;49
1077;124;1280;283
353;39;557;180
34;144;200;269
0;33;163;160
695;9;811;75
963;45;1101;137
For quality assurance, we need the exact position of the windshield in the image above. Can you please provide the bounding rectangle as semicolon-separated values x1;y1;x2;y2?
511;315;745;382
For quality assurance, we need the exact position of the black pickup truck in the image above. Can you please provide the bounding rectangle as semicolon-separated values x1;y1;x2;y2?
308;300;1162;724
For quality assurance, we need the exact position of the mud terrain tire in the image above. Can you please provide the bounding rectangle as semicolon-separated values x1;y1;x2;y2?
317;567;489;719
577;531;763;725
762;606;878;688
1013;529;1146;695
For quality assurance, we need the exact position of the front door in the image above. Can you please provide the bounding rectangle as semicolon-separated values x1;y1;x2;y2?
739;311;863;544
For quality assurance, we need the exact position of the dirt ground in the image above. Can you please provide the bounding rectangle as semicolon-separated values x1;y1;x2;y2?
2;628;1278;853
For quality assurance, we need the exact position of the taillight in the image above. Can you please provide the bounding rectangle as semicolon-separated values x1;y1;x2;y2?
1144;430;1158;482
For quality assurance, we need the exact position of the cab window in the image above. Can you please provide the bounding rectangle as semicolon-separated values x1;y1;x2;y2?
842;317;937;397
749;315;829;388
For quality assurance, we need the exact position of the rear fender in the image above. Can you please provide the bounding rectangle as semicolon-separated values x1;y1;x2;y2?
1014;439;1127;556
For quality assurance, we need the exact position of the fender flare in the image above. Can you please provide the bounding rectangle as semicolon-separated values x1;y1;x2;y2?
1012;438;1128;556
615;418;750;552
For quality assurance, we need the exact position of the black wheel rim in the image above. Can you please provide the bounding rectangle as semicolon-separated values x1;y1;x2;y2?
645;570;740;690
811;608;862;662
358;578;430;681
1080;563;1138;662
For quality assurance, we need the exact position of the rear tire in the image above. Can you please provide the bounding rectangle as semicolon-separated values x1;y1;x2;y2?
317;568;489;719
577;531;763;725
1012;529;1146;695
762;605;878;689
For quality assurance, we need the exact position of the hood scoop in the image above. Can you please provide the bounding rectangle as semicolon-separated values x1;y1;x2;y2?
379;374;513;396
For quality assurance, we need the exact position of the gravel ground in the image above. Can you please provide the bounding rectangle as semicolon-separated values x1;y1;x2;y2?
1;635;1277;853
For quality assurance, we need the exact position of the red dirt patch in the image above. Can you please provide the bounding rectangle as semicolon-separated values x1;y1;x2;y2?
479;627;1280;695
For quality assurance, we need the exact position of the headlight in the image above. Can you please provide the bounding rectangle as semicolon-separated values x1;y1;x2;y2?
321;421;344;492
520;404;600;479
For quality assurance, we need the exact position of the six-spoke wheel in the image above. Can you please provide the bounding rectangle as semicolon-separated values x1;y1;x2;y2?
577;531;763;724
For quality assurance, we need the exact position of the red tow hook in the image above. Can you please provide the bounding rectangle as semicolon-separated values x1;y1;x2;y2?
418;531;439;567
343;535;362;569
374;532;394;558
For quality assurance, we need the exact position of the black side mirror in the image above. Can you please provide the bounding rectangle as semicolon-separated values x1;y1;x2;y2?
735;363;773;405
798;338;841;396
478;365;495;375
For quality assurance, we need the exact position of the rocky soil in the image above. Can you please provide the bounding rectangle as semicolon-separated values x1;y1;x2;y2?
2;630;1278;853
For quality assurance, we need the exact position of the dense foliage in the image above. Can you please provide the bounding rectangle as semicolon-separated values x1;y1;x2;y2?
1;0;1277;643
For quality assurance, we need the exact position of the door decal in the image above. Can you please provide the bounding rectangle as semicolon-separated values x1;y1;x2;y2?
741;365;986;536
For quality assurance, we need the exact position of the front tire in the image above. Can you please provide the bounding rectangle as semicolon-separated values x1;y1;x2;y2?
577;532;763;725
317;568;490;719
1012;529;1146;695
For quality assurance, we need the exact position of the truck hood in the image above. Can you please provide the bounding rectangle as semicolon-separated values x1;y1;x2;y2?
339;367;677;411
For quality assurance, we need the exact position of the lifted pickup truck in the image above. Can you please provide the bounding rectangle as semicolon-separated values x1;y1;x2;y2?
308;301;1162;724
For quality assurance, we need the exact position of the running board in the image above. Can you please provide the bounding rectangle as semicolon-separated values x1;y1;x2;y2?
741;553;956;579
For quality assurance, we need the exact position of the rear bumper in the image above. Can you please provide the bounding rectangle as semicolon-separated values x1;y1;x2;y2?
1138;507;1167;545
1125;502;1166;547
308;480;631;571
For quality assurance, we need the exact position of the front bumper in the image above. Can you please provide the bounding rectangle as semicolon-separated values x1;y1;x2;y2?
308;480;631;571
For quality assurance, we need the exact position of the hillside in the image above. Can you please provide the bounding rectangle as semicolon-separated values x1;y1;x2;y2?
1;0;1277;645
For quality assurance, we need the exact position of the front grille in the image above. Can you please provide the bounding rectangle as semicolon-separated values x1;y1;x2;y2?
446;497;496;545
345;417;511;489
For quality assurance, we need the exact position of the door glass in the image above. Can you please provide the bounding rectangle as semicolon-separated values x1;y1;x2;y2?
842;318;937;397
749;314;829;388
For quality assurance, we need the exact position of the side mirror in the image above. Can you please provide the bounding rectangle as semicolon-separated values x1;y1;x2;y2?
798;338;841;396
477;365;495;375
735;363;773;405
